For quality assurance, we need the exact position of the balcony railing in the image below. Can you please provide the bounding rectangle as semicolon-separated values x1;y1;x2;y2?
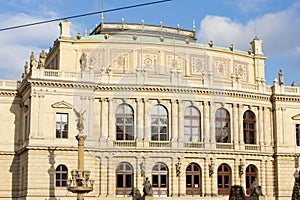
149;141;171;148
184;142;203;148
216;143;234;149
113;141;136;147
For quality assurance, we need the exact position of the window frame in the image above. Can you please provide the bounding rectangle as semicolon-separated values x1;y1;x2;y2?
56;113;69;139
115;104;134;141
184;106;201;142
243;110;256;144
215;108;231;143
55;164;68;187
217;163;231;195
296;124;300;146
151;105;169;141
116;162;133;196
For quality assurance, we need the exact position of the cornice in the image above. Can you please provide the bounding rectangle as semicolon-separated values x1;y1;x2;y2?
271;94;300;103
95;85;271;101
0;89;18;97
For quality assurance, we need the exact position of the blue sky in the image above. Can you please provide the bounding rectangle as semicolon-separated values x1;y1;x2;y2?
0;0;299;85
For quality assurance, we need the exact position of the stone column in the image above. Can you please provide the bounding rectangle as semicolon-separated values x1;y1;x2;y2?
261;157;267;196
204;157;211;196
171;99;178;146
258;106;264;145
100;98;108;141
264;108;271;148
136;98;144;146
88;96;94;139
233;104;239;147
238;105;244;147
234;158;239;185
144;100;151;146
178;102;184;146
210;104;216;147
203;102;210;149
107;98;114;145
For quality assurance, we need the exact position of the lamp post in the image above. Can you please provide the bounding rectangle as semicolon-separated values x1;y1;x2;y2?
67;109;94;200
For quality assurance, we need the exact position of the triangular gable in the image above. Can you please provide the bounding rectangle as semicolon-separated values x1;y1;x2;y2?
292;113;300;120
51;100;73;109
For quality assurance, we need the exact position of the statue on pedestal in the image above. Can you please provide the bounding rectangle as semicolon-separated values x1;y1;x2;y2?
143;177;152;197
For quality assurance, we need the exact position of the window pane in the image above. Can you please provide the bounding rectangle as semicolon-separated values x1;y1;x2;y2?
116;118;123;124
161;175;167;187
186;175;192;187
126;175;132;188
218;176;222;188
152;175;158;187
117;175;123;187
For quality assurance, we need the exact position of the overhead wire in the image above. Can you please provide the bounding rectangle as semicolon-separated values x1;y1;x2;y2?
0;0;172;32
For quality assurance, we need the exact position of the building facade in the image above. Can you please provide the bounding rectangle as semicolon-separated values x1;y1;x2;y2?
1;20;300;200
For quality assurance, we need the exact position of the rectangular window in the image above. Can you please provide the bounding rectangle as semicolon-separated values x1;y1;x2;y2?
297;124;300;146
56;113;68;138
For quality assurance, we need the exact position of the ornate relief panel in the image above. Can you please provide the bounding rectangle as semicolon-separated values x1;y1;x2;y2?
82;50;104;72
190;55;207;76
138;52;158;74
166;54;185;71
213;58;229;79
110;52;129;73
234;61;248;82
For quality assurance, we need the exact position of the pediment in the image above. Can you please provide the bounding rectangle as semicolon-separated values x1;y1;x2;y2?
292;113;300;120
51;100;73;109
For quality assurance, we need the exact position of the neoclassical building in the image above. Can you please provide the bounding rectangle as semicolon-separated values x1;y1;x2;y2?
1;20;300;200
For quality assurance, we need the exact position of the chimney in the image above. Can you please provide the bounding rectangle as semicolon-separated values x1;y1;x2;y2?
59;20;72;38
250;36;263;55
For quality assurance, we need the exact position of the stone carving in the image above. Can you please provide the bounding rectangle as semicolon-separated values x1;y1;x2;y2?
234;62;248;81
214;58;229;78
143;177;152;196
30;51;37;69
279;69;284;86
73;108;86;133
191;56;206;75
229;184;263;200
80;52;87;71
250;178;263;197
167;55;183;70
37;50;47;69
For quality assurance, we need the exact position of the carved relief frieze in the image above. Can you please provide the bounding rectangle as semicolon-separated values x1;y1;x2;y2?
110;52;129;72
213;58;229;79
81;49;104;71
234;61;248;82
190;55;207;75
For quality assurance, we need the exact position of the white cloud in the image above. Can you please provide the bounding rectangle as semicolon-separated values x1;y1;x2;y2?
0;13;60;79
197;3;300;84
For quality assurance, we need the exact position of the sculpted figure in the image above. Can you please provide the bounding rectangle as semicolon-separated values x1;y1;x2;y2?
73;108;86;133
143;177;152;196
279;69;284;86
38;50;47;68
80;52;87;71
30;51;37;69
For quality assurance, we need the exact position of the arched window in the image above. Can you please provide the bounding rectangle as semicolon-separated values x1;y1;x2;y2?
217;164;231;195
243;110;256;144
186;163;202;196
184;106;201;142
152;163;169;196
116;104;134;140
215;108;231;143
151;105;168;141
246;165;258;196
116;162;133;195
55;165;68;187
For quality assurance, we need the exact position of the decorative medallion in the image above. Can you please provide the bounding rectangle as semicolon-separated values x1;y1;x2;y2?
234;61;248;81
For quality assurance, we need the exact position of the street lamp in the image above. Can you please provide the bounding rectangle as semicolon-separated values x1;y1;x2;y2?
67;109;94;200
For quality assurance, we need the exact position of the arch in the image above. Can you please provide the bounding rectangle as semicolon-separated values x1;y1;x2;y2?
243;110;256;144
151;105;169;141
215;108;231;143
55;164;68;187
116;162;134;196
246;164;258;196
115;103;134;140
186;163;202;196
184;106;201;142
217;163;231;195
152;162;169;196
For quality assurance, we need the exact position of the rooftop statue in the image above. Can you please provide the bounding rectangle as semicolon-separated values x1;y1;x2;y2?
279;69;284;86
38;50;47;69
